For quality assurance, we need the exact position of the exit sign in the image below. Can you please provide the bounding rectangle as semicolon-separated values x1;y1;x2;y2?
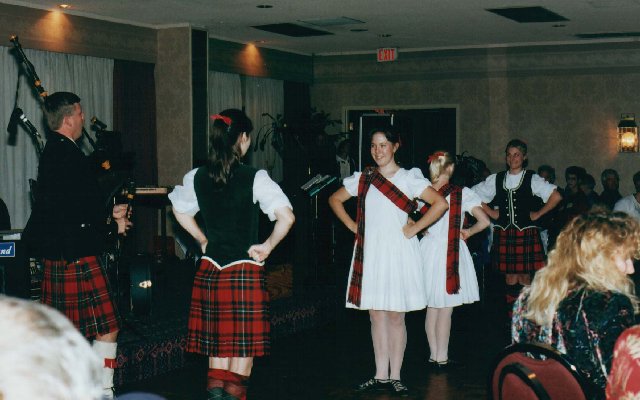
377;48;398;62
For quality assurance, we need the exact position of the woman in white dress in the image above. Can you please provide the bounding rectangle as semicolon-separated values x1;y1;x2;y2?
329;128;448;395
420;151;490;369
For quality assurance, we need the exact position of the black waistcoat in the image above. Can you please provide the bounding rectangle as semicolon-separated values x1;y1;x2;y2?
494;170;538;230
194;164;259;265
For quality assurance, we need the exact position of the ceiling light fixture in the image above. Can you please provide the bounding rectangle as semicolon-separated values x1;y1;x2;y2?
58;4;71;9
256;4;273;8
377;34;392;38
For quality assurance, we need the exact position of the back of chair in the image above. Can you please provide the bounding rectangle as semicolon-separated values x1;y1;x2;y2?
489;343;593;400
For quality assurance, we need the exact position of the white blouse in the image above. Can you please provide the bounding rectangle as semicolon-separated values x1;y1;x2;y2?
168;168;292;221
472;170;557;204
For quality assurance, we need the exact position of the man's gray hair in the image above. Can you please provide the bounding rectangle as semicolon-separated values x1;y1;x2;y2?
0;296;102;400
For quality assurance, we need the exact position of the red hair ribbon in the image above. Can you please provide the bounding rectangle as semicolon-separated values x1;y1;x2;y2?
210;114;232;126
427;151;446;164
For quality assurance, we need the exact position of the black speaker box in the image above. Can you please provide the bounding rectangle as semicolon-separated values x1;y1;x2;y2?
0;230;31;299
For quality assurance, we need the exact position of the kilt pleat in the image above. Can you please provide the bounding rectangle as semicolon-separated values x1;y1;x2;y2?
41;255;121;338
492;227;546;274
187;258;270;357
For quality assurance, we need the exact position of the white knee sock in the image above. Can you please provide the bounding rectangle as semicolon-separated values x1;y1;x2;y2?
93;340;118;396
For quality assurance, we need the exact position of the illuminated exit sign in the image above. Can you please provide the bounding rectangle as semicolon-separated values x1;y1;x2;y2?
377;48;397;62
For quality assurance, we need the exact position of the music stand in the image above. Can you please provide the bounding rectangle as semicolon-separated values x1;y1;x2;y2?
301;174;337;283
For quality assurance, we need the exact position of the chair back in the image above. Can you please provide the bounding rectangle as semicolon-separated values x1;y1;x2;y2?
489;342;594;400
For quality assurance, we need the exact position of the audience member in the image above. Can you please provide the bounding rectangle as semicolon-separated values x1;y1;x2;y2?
0;295;102;400
613;171;640;221
601;169;623;210
581;173;601;209
335;139;356;182
556;166;589;229
512;209;639;397
607;325;640;399
537;165;556;185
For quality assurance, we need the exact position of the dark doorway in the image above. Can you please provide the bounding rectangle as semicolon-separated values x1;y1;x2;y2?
347;108;457;176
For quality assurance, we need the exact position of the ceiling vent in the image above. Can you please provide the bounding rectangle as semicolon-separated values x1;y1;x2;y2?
486;6;569;23
576;31;640;39
298;16;365;27
252;23;333;37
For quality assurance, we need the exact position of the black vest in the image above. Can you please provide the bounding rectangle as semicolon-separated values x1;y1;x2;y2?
194;164;260;265
494;170;538;230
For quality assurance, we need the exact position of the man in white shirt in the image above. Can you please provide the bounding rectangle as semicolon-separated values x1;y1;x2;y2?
614;171;640;220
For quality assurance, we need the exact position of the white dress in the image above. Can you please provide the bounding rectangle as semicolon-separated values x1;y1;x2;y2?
421;187;481;308
343;168;430;312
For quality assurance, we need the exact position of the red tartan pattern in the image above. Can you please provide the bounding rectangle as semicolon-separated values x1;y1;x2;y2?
420;184;463;294
348;167;420;306
442;185;462;294
41;256;121;339
491;227;545;273
187;259;270;357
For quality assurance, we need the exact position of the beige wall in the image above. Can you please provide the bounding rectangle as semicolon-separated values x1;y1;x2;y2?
0;3;156;62
312;43;640;195
209;38;312;82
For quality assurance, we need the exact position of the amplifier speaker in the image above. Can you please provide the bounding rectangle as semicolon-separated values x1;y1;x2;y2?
0;231;31;299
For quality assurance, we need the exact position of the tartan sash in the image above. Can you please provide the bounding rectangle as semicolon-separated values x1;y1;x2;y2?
348;167;419;306
421;184;462;294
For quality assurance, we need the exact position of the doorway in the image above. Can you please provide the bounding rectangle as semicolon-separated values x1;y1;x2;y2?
346;107;457;176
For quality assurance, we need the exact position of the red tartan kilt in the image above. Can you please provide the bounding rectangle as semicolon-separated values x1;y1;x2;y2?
187;258;270;357
492;227;546;274
41;256;121;339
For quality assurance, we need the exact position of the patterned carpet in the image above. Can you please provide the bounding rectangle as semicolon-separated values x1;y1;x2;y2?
113;260;335;386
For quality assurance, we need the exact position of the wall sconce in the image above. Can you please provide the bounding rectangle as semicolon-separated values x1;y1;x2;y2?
618;113;639;153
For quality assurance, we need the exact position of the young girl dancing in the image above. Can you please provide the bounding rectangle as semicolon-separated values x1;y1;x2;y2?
329;128;448;395
169;109;295;400
421;151;490;369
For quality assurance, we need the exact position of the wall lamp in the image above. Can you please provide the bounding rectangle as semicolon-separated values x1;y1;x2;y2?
618;113;638;153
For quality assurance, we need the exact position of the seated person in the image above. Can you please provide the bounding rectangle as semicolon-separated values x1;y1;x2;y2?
614;171;640;221
581;173;601;209
601;169;623;210
0;295;102;400
607;325;640;399
556;166;590;228
512;209;639;397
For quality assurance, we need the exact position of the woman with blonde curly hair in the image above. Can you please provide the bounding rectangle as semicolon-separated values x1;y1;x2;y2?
512;208;639;397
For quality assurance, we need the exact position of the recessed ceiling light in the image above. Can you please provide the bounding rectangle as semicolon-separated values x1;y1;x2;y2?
58;4;71;9
256;4;273;8
377;33;392;38
350;28;368;32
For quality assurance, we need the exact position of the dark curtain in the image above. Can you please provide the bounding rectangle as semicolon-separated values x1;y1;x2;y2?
283;81;310;190
282;81;318;291
113;60;158;255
